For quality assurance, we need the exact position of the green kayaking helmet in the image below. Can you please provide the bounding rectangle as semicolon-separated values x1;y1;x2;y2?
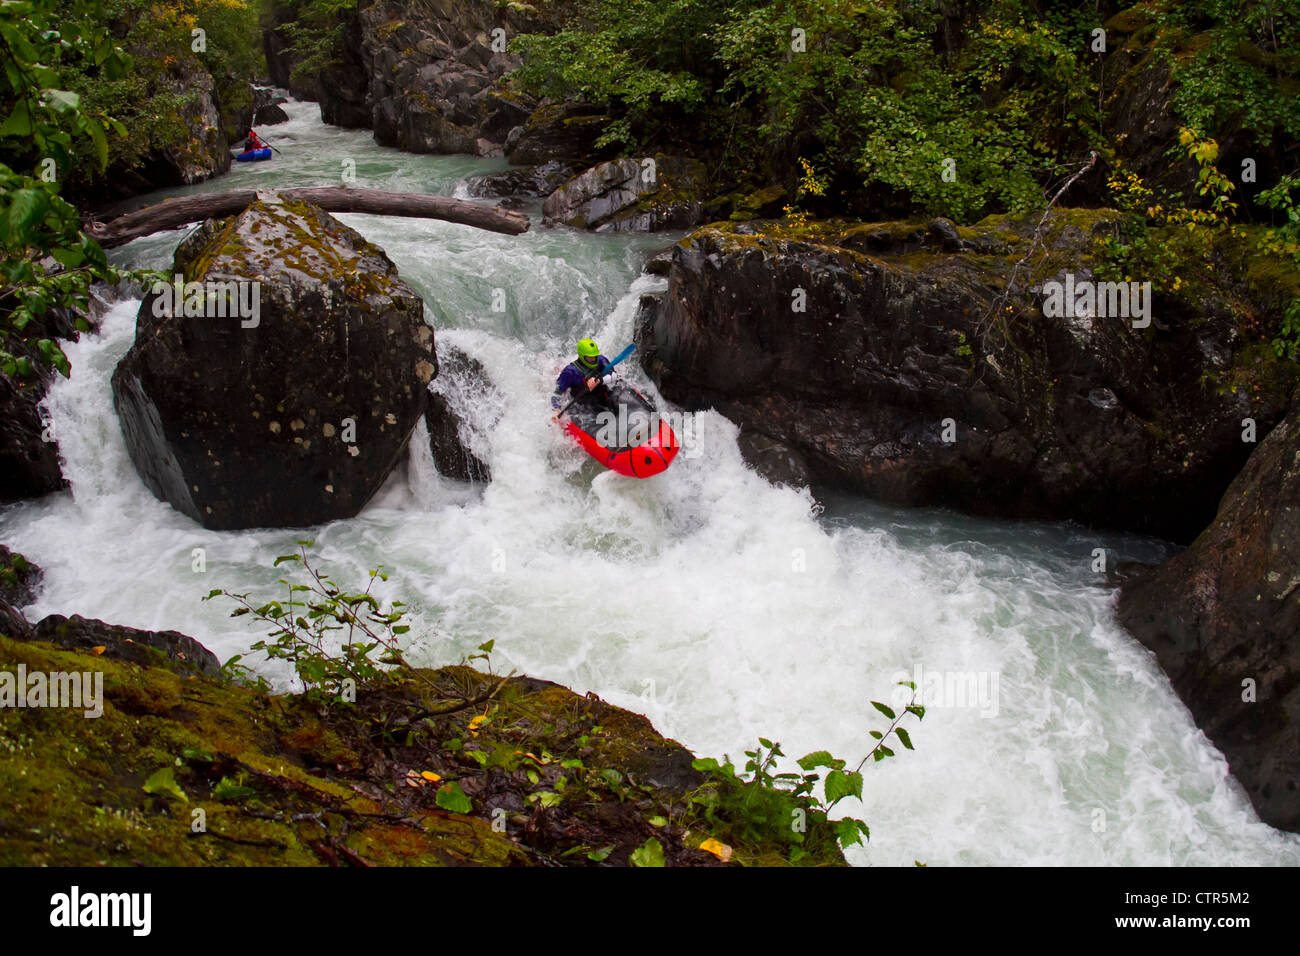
577;338;600;368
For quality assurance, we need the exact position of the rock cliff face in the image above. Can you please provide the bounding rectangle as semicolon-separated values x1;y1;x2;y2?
542;157;708;232
1118;401;1300;832
465;159;574;202
95;64;237;201
0;334;70;503
638;214;1296;541
276;0;568;156
111;198;438;530
361;0;534;154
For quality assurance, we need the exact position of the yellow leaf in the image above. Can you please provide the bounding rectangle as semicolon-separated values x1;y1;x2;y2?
90;646;106;656
420;770;441;782
468;715;488;735
699;838;733;862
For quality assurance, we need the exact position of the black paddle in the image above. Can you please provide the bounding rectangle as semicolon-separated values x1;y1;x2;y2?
554;344;636;420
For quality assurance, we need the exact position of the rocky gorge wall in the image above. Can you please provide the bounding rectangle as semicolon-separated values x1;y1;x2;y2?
636;215;1296;543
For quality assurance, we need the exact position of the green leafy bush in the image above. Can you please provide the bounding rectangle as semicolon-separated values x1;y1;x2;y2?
208;540;414;701
0;0;162;376
688;682;924;859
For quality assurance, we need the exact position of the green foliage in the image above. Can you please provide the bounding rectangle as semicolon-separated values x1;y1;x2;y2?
1150;0;1300;147
435;781;473;814
513;0;1296;224
1097;128;1242;294
278;0;358;89
513;0;1103;219
1271;298;1300;358
514;3;708;152
630;835;665;867
0;0;131;173
688;681;923;857
142;766;188;802
1256;174;1300;356
50;0;265;183
207;540;412;703
213;776;257;801
0;1;162;377
194;0;266;85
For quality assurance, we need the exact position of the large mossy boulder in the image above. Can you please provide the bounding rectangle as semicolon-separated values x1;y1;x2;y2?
1118;401;1300;832
639;213;1298;540
0;547;41;638
542;156;707;232
111;198;437;530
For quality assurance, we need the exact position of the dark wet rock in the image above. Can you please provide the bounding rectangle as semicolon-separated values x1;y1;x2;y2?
0;599;30;639
216;77;258;147
0;547;42;609
465;160;576;200
261;0;363;120
425;345;492;483
111;198;436;530
252;86;285;111
274;0;599;161
542;157;707;232
644;249;674;275
710;185;787;223
638;213;1297;541
927;217;963;251
736;430;814;488
255;103;290;126
30;614;221;678
1118;401;1300;832
319;12;371;128
505;102;615;167
0;363;64;502
262;4;320;102
0;286;120;504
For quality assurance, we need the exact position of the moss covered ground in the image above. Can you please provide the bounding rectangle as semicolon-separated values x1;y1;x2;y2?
0;631;847;867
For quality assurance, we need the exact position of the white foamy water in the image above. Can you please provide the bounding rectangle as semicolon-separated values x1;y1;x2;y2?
2;99;1296;866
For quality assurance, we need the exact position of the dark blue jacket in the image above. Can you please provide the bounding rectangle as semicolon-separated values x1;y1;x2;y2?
553;356;611;408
